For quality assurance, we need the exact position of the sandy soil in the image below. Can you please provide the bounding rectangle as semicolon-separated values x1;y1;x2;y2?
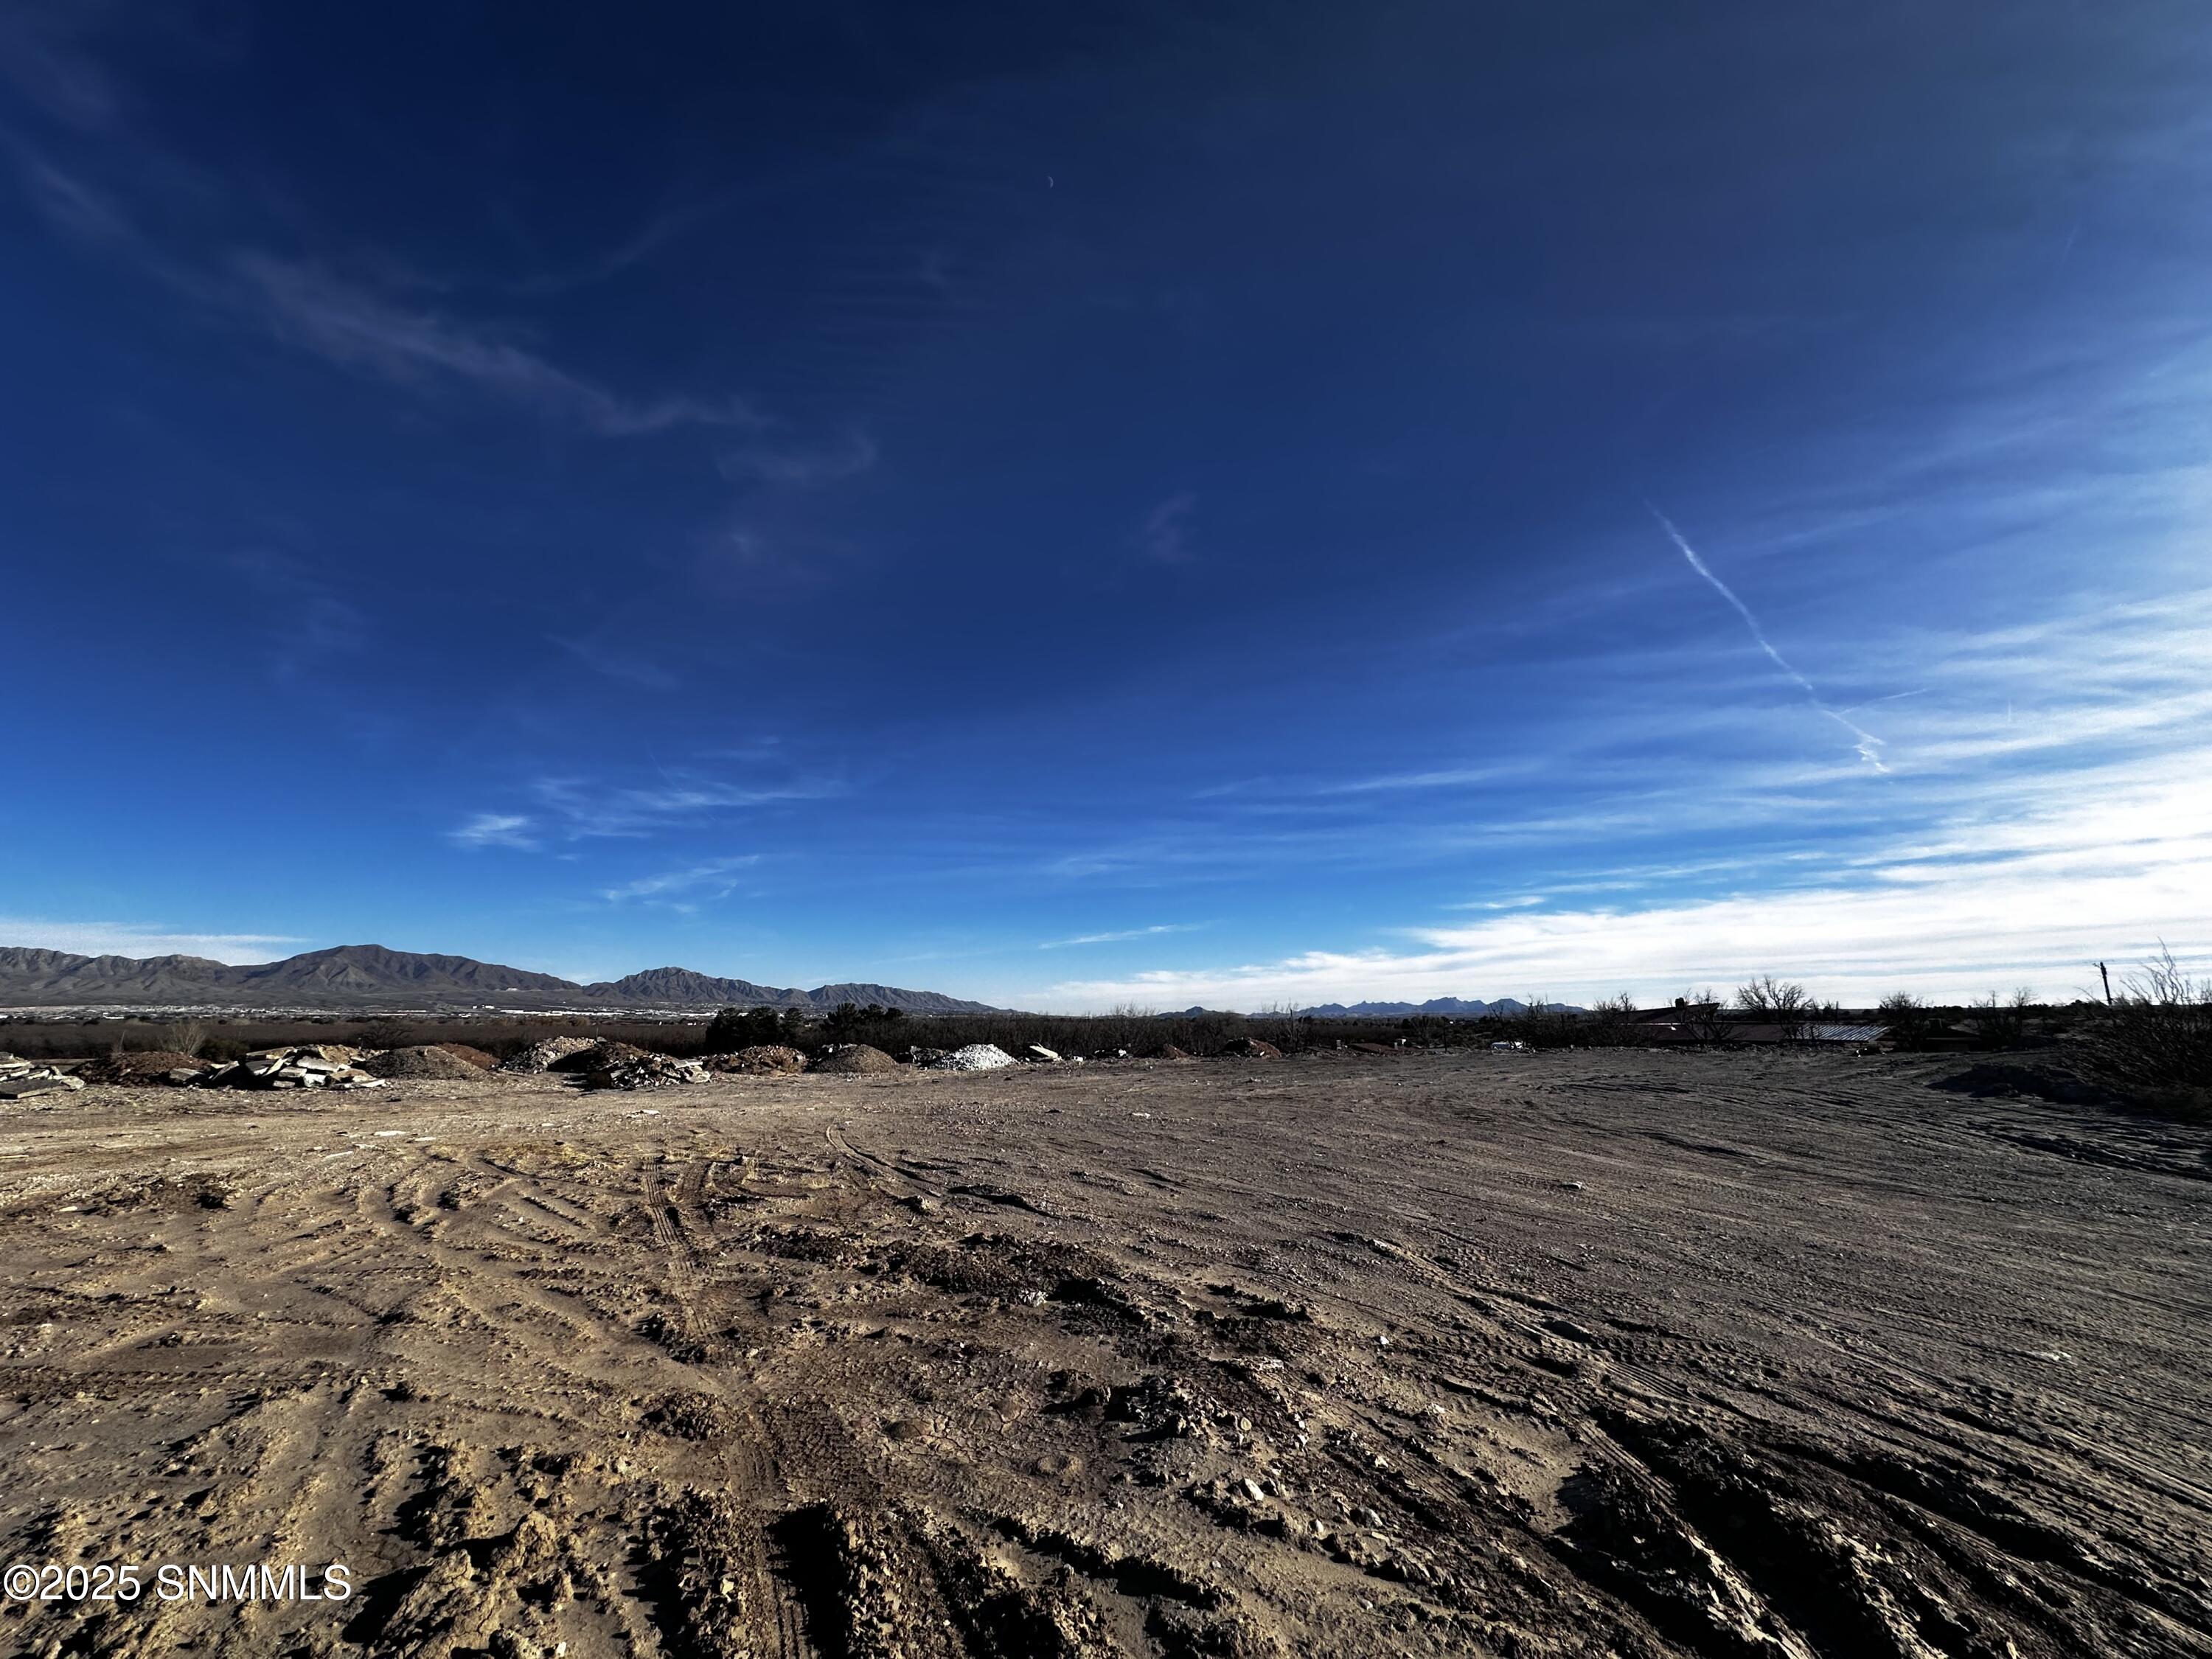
1;1049;2207;1658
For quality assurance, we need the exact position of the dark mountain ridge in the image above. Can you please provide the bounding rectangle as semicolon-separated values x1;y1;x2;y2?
0;944;1001;1014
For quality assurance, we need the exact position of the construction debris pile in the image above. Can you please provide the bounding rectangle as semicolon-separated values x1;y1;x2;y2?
501;1036;602;1074
580;1052;709;1091
0;1054;86;1099
928;1043;1018;1072
195;1046;387;1091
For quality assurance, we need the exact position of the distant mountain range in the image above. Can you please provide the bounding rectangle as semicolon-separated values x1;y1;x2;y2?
0;944;1002;1015
1297;997;1578;1018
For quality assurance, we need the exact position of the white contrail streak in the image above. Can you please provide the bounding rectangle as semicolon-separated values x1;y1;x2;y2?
1652;509;1889;771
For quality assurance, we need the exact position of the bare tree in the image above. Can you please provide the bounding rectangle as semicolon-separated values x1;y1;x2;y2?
1679;989;1731;1044
1877;992;1935;1050
1589;993;1640;1046
1965;987;2036;1051
1736;975;1813;1040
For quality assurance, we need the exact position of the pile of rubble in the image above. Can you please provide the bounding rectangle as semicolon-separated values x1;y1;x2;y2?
928;1043;1018;1072
501;1036;602;1074
0;1053;86;1099
1220;1037;1282;1059
553;1041;654;1074
704;1045;808;1075
580;1053;709;1091
196;1046;386;1091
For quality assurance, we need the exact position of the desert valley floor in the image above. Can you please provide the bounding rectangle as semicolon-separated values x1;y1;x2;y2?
1;1049;2207;1658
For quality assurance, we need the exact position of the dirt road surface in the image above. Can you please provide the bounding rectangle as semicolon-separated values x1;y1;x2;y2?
1;1049;2207;1658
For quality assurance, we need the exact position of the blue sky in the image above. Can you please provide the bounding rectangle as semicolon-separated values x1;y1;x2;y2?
3;1;2208;1010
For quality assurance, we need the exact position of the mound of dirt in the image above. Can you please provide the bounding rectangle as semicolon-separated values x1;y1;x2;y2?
704;1045;808;1075
928;1043;1016;1072
364;1045;490;1081
1220;1037;1282;1058
501;1035;600;1074
434;1043;498;1070
1150;1044;1192;1060
80;1051;207;1085
1933;1062;2112;1105
813;1043;901;1074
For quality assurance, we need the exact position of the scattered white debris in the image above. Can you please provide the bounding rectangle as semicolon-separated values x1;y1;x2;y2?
193;1048;386;1091
581;1054;707;1091
928;1044;1018;1072
0;1054;85;1099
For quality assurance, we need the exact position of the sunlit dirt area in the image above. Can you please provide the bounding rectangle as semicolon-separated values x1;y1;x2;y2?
2;1050;2207;1658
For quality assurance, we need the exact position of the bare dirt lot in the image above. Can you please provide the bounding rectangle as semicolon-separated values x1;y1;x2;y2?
1;1050;2208;1658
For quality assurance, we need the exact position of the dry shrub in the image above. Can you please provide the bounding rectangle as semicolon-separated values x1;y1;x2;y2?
2086;945;2212;1120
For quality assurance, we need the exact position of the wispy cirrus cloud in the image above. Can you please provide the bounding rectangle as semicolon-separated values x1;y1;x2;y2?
450;768;844;852
600;856;761;905
226;549;369;681
7;153;763;439
529;773;844;839
718;428;878;487
1318;764;1527;796
1135;491;1196;564
449;813;538;851
1038;922;1208;949
0;4;122;131
232;254;761;437
549;634;678;691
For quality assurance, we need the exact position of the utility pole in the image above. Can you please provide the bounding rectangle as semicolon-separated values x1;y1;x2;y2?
2097;961;2112;1004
